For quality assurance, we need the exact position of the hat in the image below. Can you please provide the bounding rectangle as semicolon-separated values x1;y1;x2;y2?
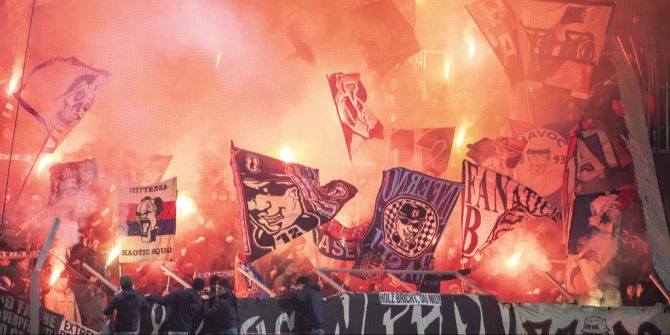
296;276;311;286
120;275;133;287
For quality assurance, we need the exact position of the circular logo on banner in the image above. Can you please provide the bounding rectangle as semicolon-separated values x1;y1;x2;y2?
382;197;437;259
514;128;566;197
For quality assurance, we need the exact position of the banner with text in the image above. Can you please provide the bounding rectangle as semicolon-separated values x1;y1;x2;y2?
118;177;177;263
0;291;63;335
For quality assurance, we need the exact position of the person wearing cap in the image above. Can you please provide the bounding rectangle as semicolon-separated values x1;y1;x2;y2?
290;276;324;335
202;278;238;335
147;277;205;334
103;275;149;335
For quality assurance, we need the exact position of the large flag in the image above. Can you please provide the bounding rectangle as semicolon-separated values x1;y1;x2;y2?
513;127;569;198
566;189;634;300
461;160;562;258
48;158;97;205
354;168;462;283
327;72;383;159
121;151;173;186
389;127;455;176
118;177;176;263
14;57;109;152
234;254;269;299
351;0;420;77
521;0;614;96
231;143;357;262
465;0;525;84
313;219;367;261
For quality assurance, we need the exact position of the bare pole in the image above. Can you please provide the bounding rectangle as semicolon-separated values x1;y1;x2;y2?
648;273;670;305
544;272;577;304
30;217;60;334
82;263;120;294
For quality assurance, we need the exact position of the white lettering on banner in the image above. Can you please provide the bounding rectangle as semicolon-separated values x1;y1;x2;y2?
383;305;410;335
411;305;442;334
379;292;442;306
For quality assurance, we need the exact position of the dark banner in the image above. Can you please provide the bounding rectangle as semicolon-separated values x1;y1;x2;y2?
230;143;357;262
237;293;513;335
355;168;462;283
0;291;63;335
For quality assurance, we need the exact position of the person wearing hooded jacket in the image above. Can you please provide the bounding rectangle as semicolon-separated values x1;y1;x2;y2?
290;276;324;335
202;278;238;334
103;275;149;335
147;277;205;335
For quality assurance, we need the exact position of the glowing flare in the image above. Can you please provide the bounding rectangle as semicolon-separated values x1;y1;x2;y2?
49;264;64;286
177;194;196;219
279;145;295;163
215;51;221;68
466;38;476;59
455;121;472;148
37;154;54;173
507;250;522;268
106;244;122;267
6;63;21;97
443;61;451;80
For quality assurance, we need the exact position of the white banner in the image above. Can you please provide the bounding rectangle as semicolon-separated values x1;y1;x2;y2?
515;303;670;335
379;292;442;306
118;177;177;263
58;318;98;335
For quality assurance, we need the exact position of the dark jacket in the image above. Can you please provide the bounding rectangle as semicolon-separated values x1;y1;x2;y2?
150;288;203;332
103;289;149;332
291;284;324;331
203;292;238;332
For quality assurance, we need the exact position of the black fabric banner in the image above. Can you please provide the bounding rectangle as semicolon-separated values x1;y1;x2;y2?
0;291;63;335
230;143;357;262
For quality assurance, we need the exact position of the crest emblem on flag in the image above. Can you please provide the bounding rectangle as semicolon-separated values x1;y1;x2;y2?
382;198;437;259
48;158;98;205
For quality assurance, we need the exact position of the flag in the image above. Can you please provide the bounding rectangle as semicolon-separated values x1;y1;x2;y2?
521;0;614;96
465;137;526;176
565;127;627;195
354;167;462;283
465;0;525;83
313;219;368;261
351;0;420;77
234;254;269;299
14;57;109;152
231;143;357;262
389;127;455;177
121;151;172;186
513;127;569;198
566;189;633;297
48;158;97;205
327;72;383;159
461;160;562;258
118;177;177;263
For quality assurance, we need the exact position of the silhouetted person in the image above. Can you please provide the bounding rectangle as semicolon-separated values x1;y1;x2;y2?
148;277;205;335
290;276;324;335
203;279;238;335
103;276;149;335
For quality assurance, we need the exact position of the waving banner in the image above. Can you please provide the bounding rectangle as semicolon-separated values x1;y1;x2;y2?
466;0;525;84
521;0;613;96
313;219;367;261
48;158;97;205
118;177;177;263
461;160;562;258
355;168;462;283
15;57;109;152
327;72;383;158
231;143;357;262
389;127;455;177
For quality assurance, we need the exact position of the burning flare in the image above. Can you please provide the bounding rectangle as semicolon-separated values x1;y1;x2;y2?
455;120;472;149
466;37;476;59
177;193;196;219
49;263;64;286
443;61;451;80
507;250;522;268
106;244;122;267
6;61;22;97
279;145;295;163
37;154;54;174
